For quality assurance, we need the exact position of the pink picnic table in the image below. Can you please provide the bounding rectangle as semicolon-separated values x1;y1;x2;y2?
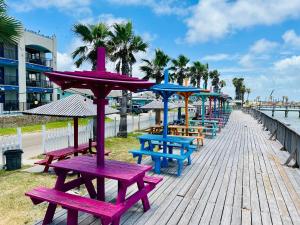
40;155;155;224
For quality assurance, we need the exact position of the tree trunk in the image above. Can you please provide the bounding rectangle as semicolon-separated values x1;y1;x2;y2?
155;109;161;124
204;80;208;89
118;90;128;137
117;59;130;137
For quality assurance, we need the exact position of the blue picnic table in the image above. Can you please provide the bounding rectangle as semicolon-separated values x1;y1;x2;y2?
129;134;196;176
189;120;218;137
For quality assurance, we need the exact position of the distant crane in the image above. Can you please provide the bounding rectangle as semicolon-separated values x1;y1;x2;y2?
269;89;275;102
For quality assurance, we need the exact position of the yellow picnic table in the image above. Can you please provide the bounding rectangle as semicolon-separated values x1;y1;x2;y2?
146;125;163;134
168;125;205;147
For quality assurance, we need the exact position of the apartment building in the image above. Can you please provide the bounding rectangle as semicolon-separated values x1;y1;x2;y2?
0;29;57;112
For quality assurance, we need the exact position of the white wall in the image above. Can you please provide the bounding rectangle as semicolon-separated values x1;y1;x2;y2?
17;30;58;110
18;32;26;110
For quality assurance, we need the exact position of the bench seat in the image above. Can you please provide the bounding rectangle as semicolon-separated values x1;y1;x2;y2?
129;149;194;176
26;187;123;225
143;175;163;187
151;141;196;150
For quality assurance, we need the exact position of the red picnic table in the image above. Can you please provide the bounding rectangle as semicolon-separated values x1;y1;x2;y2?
27;155;161;225
26;47;161;225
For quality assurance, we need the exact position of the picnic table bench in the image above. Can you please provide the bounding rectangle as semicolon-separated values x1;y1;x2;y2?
129;134;196;176
129;149;194;176
35;141;109;172
168;125;205;146
26;156;163;225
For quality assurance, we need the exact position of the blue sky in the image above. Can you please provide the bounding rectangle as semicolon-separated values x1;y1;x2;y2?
6;0;300;101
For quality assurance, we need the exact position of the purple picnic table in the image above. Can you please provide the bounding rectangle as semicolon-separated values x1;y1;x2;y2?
25;47;162;225
40;155;155;224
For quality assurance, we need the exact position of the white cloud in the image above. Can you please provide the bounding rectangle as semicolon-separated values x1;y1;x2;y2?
141;32;158;43
239;38;278;68
282;29;300;47
106;0;191;16
239;54;254;68
250;39;278;54
8;0;92;17
274;55;300;70
80;14;128;27
57;52;76;71
185;0;300;43
202;53;230;62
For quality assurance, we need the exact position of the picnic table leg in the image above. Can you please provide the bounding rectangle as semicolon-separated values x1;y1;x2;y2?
43;155;54;173
67;209;78;225
43;203;57;225
137;154;142;164
177;160;183;176
97;177;105;201
116;181;127;204
161;142;168;168
82;175;97;199
43;170;68;224
168;146;173;162
154;157;161;174
137;177;150;212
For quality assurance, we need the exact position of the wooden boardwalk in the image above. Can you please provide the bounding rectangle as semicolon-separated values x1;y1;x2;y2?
35;110;300;225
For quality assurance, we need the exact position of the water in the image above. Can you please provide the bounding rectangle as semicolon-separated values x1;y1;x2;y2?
263;110;300;134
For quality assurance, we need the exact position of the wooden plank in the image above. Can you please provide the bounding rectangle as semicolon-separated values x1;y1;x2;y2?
33;111;300;225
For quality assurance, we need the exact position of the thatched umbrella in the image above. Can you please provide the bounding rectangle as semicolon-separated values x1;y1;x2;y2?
141;99;177;124
23;94;118;148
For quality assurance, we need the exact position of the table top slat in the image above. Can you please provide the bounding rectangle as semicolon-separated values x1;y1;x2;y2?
138;134;195;144
50;156;152;182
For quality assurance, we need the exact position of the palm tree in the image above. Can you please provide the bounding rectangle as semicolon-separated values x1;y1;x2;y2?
190;61;207;88
246;88;251;101
202;63;209;89
169;55;190;120
232;77;244;100
0;0;22;43
72;23;111;69
209;69;220;92
140;49;170;124
240;85;246;104
169;55;190;85
109;22;148;137
140;49;170;84
219;80;226;90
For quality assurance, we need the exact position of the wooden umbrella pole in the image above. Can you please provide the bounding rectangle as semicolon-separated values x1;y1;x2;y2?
73;117;79;149
201;96;205;126
185;95;189;135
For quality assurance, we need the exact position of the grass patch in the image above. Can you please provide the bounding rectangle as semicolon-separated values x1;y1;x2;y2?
0;168;58;225
105;132;142;163
0;117;113;136
0;132;145;224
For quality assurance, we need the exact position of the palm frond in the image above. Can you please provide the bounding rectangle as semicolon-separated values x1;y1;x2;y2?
0;3;22;43
73;24;93;42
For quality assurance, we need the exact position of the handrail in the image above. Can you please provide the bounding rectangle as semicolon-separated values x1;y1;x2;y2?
243;108;299;167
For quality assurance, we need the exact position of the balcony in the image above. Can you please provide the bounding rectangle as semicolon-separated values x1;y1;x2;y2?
26;54;52;67
3;100;19;111
26;79;52;88
0;48;18;67
0;75;18;86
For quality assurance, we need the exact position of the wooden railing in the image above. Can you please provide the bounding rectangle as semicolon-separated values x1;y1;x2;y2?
243;107;300;167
